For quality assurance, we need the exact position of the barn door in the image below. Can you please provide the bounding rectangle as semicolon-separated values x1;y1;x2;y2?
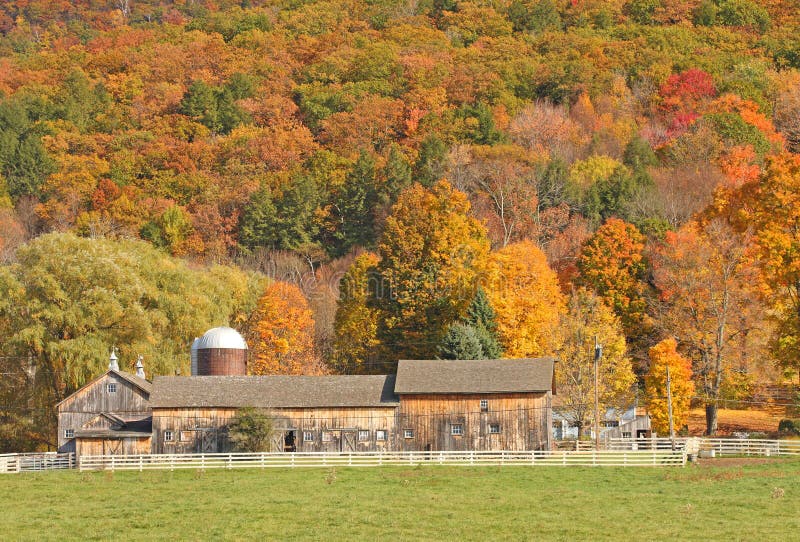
270;433;284;452
104;440;122;456
197;431;217;453
341;430;356;452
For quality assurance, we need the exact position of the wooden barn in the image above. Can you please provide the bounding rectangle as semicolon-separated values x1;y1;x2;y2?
149;375;399;454
147;358;555;454
56;358;152;456
56;330;556;457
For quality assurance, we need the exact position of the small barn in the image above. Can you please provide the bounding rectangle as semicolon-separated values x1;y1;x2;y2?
56;354;152;456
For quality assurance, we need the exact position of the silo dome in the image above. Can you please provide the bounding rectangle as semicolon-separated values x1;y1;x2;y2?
194;327;248;376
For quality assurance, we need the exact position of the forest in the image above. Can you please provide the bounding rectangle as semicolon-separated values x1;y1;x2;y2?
1;0;799;450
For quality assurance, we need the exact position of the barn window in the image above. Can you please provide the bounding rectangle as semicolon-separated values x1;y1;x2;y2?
303;432;314;442
622;432;632;439
322;431;332;442
358;430;370;441
480;399;488;412
376;430;387;441
64;429;74;439
164;430;174;442
489;424;501;434
106;383;117;393
179;431;191;442
451;424;463;436
403;429;414;439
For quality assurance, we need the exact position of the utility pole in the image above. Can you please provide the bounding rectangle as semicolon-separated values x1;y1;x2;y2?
594;337;602;451
666;365;675;451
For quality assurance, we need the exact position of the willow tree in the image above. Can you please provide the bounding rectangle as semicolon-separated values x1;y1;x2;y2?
0;233;263;449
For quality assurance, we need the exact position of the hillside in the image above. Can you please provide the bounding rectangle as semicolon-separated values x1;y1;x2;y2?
1;0;800;448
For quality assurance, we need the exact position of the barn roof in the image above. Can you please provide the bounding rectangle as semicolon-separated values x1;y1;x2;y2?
55;369;151;409
394;358;555;394
150;375;399;409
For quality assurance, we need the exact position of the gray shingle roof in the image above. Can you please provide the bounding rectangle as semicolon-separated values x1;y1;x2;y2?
150;375;399;409
113;370;152;395
394;358;555;394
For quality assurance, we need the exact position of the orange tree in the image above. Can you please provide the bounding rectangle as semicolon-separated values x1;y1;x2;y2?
249;281;325;375
645;338;694;436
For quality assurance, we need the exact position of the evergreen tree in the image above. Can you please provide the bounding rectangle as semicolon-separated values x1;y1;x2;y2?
464;288;503;358
414;134;448;188
330;150;378;257
439;323;485;360
383;144;412;203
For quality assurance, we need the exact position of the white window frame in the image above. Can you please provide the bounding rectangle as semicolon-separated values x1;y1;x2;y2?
376;429;387;441
489;423;501;434
179;431;191;442
358;430;370;441
451;423;464;436
322;431;332;442
403;429;414;439
106;382;117;393
303;431;314;442
164;430;174;442
480;399;488;412
64;428;74;439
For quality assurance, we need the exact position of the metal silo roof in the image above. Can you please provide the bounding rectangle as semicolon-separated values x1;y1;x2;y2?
195;327;248;350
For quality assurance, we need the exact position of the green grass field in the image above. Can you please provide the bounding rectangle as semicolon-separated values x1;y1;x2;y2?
2;460;799;541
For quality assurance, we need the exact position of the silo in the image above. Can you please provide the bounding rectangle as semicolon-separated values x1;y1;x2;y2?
194;327;248;376
190;337;200;376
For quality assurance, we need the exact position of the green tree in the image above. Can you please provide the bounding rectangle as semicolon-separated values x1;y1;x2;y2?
227;407;274;452
414;134;449;188
329;150;379;257
439;323;485;360
464;288;502;358
0;96;56;199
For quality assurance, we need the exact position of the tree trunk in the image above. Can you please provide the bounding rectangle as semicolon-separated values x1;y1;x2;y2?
705;403;718;436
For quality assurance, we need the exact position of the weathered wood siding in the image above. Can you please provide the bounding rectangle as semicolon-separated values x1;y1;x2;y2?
397;392;552;451
57;373;150;452
76;437;152;456
151;407;398;454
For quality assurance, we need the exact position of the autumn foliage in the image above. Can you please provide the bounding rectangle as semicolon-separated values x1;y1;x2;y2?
645;338;694;436
249;281;325;376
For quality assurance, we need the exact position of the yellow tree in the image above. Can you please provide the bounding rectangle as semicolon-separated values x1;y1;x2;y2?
249;281;325;375
376;180;490;362
645;338;694;436
556;288;636;435
485;240;565;357
332;252;382;374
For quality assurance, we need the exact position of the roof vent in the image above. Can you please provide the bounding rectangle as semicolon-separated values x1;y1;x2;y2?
135;355;145;380
109;347;119;371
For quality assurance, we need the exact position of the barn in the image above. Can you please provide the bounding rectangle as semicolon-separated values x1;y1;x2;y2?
56;353;152;456
58;327;555;456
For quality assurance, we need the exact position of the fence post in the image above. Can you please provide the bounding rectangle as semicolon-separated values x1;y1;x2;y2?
139;455;143;472
227;454;232;469
111;455;116;472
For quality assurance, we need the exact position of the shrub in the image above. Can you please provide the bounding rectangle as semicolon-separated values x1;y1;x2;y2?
228;407;275;452
778;419;800;435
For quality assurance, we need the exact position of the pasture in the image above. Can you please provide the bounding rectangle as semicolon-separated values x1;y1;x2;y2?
2;459;799;541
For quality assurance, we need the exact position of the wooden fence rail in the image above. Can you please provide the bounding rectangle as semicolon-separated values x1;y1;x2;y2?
578;437;800;456
0;453;74;473
76;450;686;471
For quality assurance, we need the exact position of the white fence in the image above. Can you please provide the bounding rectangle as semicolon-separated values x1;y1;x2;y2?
0;452;75;473
579;437;800;456
76;450;686;471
